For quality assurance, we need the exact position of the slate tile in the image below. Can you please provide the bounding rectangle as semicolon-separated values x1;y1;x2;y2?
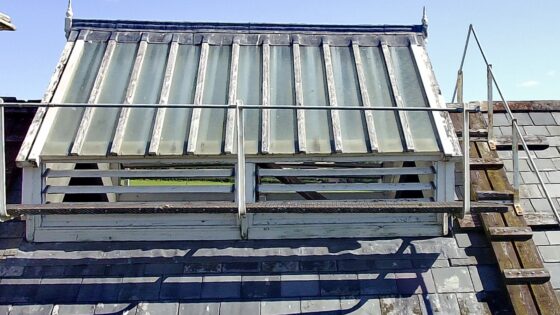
337;259;375;272
136;302;179;315
521;171;542;184
319;274;359;296
178;302;219;315
520;184;543;198
547;126;560;136
261;300;301;315
536;159;557;172
340;298;381;315
552;112;560;125
300;260;336;272
260;261;298;273
201;275;241;299
533;231;550;245
160;276;202;300
220;301;260;314
536;147;559;159
8;305;54;315
455;293;490;314
524;125;549;135
515;112;534;126
423;294;461;315
280;274;320;297
0;278;41;304
52;304;96;315
395;269;436;294
241;275;281;299
454;232;487;248
77;277;122;303
544;263;560;289
0;222;24;238
412;259;450;269
143;263;184;276
64;265;107;277
468;265;502;292
358;272;398;295
546;171;560;184
301;299;341;314
530;112;556;126
0;265;23;277
375;259;412;270
35;278;82;304
540;245;560;262
94;303;137;315
118;277;161;302
380;296;422;315
546;231;560;245
432;267;475;293
221;261;260;273
105;264;144;277
184;262;221;274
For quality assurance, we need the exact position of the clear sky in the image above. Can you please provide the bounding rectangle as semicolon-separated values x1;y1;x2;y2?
1;0;559;102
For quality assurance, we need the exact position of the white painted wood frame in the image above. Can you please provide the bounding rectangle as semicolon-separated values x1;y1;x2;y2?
224;38;241;154
292;42;307;153
322;41;344;153
186;42;210;154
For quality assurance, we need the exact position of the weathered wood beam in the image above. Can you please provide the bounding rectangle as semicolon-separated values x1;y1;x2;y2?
380;43;415;152
71;37;117;156
293;41;307;153
148;35;180;155
259;182;434;193
110;34;148;155
259;163;326;200
258;166;434;177
224;38;241;154
488;226;533;241
524;212;559;227
260;40;271;154
45;184;234;194
322;41;343;153
351;41;378;152
186;41;209;154
16;38;76;167
476;190;514;201
503;268;551;285
45;168;234;178
469;158;504;170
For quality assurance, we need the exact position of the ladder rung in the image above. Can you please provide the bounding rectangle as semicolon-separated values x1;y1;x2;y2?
488;226;533;241
476;190;513;201
469;158;503;170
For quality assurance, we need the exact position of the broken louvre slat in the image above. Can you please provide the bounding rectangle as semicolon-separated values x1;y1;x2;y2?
503;268;550;285
488;226;533;241
148;35;180;155
292;40;307;153
223;37;241;154
381;42;415;152
351;40;379;152
110;34;148;155
186;41;209;154
322;40;344;153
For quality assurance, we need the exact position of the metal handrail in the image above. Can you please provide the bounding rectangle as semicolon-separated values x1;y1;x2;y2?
452;25;560;224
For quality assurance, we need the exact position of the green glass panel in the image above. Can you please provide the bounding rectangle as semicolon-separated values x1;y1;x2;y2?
159;44;200;155
330;46;368;153
195;45;231;154
269;46;296;154
390;46;439;152
81;42;138;155
359;47;403;152
236;45;262;154
300;46;331;153
42;41;106;156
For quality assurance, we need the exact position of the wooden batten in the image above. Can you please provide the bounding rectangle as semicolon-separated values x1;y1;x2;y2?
260;41;271;154
322;41;343;153
71;39;117;156
45;184;234;195
351;41;379;152
258;182;433;193
292;42;307;153
258;166;434;177
380;43;415;152
45;168;234;178
27;39;86;164
186;42;209;154
110;36;148;155
16;40;76;167
149;37;180;155
224;39;240;154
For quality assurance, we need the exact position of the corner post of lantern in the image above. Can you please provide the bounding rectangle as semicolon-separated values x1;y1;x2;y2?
235;100;248;239
457;71;469;218
487;64;495;149
512;118;521;212
0;99;7;221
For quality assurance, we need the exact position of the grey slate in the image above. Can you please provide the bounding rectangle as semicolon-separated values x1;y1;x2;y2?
184;262;221;274
301;299;341;314
77;277;123;303
530;112;556;125
260;261;299;273
280;274;320;297
358;272;398;295
300;260;337;272
454;232;488;248
241;275;281;298
261;300;301;315
117;277;161;302
375;259;412;270
35;278;82;304
143;263;185;275
395;270;436;294
53;304;96;315
432;267;475;293
178;302;219;315
319;274;360;296
0;265;23;277
532;231;550;246
539;245;560;262
544;263;560;289
8;305;54;315
201;275;241;299
219;301;260;315
136;302;179;315
546;231;560;244
159;276;202;300
339;298;381;315
337;259;375;272
423;294;461;315
94;303;137;315
221;261;260;273
468;265;502;292
380;296;422;315
0;278;41;304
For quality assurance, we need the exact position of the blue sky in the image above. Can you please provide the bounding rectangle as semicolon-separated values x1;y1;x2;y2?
1;0;559;101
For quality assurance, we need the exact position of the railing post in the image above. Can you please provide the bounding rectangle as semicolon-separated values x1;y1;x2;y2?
456;70;464;105
462;102;470;219
487;64;495;150
235;101;248;239
0;99;7;221
512;119;521;213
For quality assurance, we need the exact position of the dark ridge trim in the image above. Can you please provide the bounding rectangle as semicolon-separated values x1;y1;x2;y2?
72;19;425;34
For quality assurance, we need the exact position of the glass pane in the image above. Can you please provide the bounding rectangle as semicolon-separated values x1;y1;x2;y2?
390;46;439;152
330;46;367;153
359;47;403;152
195;45;231;154
159;44;200;155
42;41;106;156
237;45;262;154
120;43;170;155
300;46;331;153
269;46;296;154
81;43;138;155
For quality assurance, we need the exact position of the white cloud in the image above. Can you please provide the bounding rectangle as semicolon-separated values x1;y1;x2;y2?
517;80;540;88
547;70;557;77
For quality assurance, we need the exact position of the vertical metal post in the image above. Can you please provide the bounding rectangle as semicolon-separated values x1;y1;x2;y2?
512;119;521;213
487;64;495;149
236;101;248;239
462;103;470;219
0;99;6;220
